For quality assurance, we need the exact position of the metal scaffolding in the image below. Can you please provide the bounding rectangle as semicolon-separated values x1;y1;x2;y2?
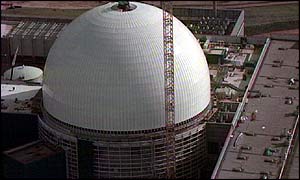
162;1;176;179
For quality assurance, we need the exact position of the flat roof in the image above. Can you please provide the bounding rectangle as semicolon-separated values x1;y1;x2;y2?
1;24;14;37
1;83;41;99
1;83;41;114
223;68;244;89
6;21;67;39
215;39;299;179
4;140;64;164
209;69;218;77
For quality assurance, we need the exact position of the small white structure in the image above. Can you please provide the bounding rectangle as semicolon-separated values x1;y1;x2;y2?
209;69;218;79
225;53;247;66
3;65;43;84
1;84;41;100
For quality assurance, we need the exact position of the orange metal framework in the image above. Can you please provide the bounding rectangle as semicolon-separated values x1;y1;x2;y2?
161;1;176;179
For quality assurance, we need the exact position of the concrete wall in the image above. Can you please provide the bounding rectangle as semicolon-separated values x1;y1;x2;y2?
206;122;231;149
231;10;244;37
205;122;231;176
7;35;56;57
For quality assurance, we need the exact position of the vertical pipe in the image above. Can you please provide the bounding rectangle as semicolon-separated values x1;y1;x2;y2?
8;36;12;79
213;1;217;17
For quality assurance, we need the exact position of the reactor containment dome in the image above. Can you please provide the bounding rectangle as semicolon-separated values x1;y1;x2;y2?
42;2;211;131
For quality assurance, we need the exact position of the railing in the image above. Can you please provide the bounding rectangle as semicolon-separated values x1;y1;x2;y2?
278;114;299;179
232;37;271;128
230;10;244;36
211;38;271;179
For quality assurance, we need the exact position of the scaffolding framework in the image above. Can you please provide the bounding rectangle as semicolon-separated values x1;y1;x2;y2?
162;1;176;179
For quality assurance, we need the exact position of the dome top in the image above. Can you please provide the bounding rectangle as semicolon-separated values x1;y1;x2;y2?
43;2;210;131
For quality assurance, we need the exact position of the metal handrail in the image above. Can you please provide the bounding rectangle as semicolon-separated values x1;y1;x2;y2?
278;114;299;179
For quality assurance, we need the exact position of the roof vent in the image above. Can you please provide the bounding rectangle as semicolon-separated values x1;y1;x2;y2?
111;1;137;12
237;155;248;160
285;98;293;105
260;174;269;179
260;172;269;179
264;159;277;163
244;131;256;136
271;136;281;141
241;145;252;150
264;84;274;88
232;167;244;172
263;147;278;156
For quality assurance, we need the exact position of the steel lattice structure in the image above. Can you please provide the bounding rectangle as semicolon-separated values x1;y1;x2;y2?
161;1;176;179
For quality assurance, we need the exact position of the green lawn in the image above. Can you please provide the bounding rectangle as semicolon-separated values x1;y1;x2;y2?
2;7;88;19
245;20;299;36
244;4;299;35
244;4;299;27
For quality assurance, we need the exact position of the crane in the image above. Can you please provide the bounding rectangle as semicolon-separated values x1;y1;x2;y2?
161;1;176;179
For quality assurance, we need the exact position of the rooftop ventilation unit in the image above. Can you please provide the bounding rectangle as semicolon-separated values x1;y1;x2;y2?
264;84;274;88
271;136;281;141
240;145;252;150
237;155;248;160
244;132;256;136
232;167;244;172
264;159;277;163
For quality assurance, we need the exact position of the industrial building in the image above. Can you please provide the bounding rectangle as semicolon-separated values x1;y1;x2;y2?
1;2;244;75
1;21;68;73
1;1;298;179
173;8;244;36
211;37;299;179
36;2;211;178
142;1;244;36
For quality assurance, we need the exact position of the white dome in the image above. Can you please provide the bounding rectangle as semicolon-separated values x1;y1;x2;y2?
4;65;43;82
43;2;211;131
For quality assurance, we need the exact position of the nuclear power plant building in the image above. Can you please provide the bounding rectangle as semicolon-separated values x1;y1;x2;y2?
2;1;298;179
38;2;210;178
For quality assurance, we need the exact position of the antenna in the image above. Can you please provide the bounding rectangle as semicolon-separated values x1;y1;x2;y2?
213;1;217;17
10;46;19;80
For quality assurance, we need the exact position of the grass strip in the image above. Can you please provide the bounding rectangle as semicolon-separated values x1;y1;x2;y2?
245;21;299;36
2;7;88;19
